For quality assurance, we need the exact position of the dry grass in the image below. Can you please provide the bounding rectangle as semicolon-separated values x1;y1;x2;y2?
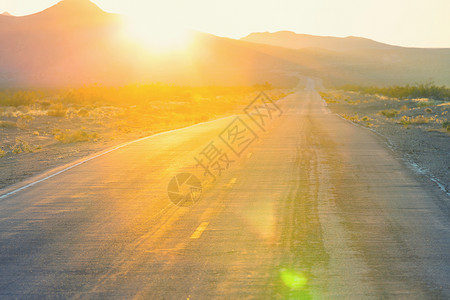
398;115;431;127
341;113;360;122
47;103;67;117
323;89;449;132
0;84;293;155
442;121;450;131
0;120;17;128
54;130;99;144
11;139;34;154
340;113;374;127
77;108;89;117
319;92;338;104
379;109;399;118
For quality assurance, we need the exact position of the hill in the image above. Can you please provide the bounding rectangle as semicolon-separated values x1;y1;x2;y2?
0;0;299;87
0;1;449;88
241;31;397;51
240;32;450;86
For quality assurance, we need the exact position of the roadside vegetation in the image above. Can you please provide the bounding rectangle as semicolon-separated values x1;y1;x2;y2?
379;109;399;118
321;84;449;193
338;82;450;100
0;83;292;158
320;85;449;132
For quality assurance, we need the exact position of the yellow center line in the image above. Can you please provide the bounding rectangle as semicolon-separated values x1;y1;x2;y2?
190;222;209;239
225;177;237;189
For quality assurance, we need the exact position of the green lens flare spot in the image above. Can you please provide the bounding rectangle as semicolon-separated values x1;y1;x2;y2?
279;268;307;290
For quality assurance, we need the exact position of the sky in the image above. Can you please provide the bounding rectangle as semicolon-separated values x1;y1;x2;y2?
1;0;449;48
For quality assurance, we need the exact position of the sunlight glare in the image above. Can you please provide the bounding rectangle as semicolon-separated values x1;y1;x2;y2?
124;15;191;53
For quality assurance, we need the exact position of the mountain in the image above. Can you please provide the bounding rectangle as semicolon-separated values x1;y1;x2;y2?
0;0;449;88
0;0;300;87
240;31;450;86
1;12;13;16
241;31;398;51
239;38;450;86
0;0;114;31
0;0;128;86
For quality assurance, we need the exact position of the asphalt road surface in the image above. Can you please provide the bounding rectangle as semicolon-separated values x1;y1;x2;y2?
0;86;449;299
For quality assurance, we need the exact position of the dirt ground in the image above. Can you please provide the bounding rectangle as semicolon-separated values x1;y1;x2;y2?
321;90;449;194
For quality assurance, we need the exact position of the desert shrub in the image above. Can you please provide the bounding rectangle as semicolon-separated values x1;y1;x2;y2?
379;109;399;118
339;82;450;100
20;114;33;121
443;121;450;131
39;101;52;110
0;91;35;106
54;83;279;107
47;103;67;117
0;120;17;128
54;130;98;144
409;116;430;124
3;84;287;117
12;139;33;154
345;99;361;105
319;92;337;103
425;108;433;113
399;115;430;126
77;108;90;117
1;84;292;139
416;101;432;107
341;113;360;122
399;116;410;126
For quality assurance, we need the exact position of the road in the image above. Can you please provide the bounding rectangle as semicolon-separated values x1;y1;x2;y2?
0;86;449;299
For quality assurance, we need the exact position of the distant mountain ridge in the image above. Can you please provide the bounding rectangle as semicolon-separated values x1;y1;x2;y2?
241;31;400;52
0;0;130;87
0;0;117;30
0;0;449;87
0;0;299;87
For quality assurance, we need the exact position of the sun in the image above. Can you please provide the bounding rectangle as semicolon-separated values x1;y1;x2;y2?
123;15;191;53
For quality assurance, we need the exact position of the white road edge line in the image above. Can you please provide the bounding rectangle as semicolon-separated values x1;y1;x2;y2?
0;115;236;200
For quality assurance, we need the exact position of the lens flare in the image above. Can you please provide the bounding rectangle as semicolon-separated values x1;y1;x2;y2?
279;268;307;290
123;15;191;53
